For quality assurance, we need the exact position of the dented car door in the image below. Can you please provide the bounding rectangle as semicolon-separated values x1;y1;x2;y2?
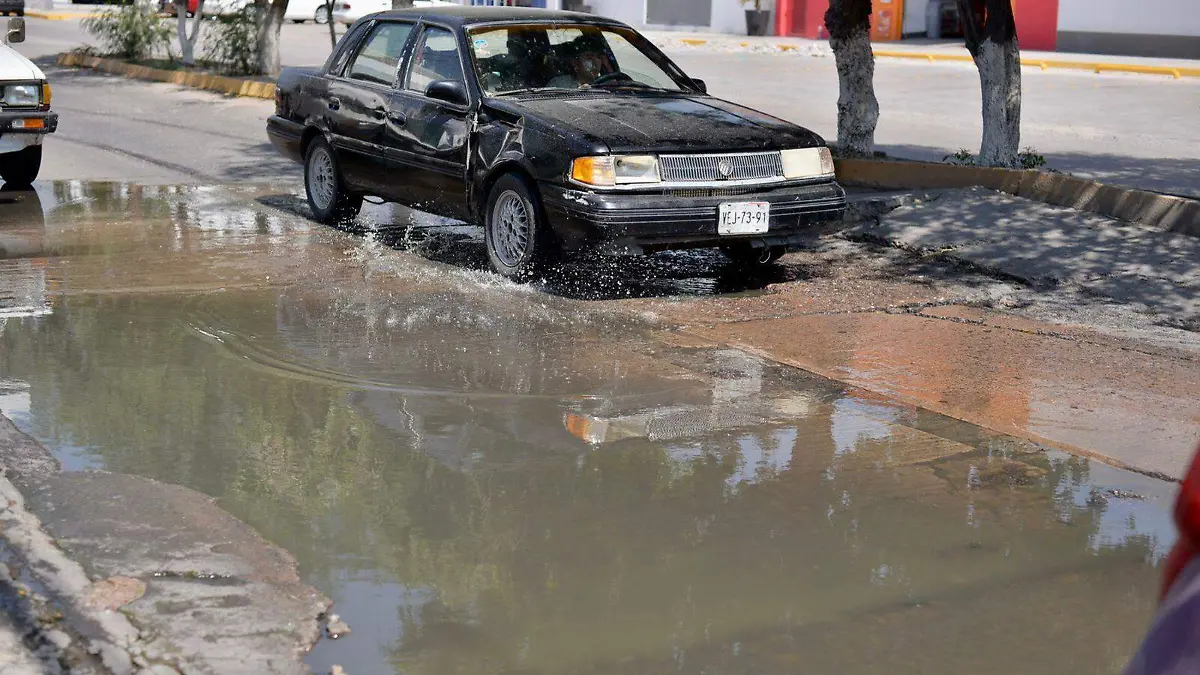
384;24;471;220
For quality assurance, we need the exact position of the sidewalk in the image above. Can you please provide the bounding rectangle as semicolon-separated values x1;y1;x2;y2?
643;29;1200;78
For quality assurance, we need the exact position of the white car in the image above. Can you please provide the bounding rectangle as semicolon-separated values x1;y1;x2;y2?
286;0;333;23
332;0;453;25
1;18;55;187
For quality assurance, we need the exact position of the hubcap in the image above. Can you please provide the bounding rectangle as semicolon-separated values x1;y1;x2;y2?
307;146;336;212
491;191;531;268
315;6;327;22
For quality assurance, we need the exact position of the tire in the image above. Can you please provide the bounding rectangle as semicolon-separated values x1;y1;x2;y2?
484;173;559;281
720;243;786;267
0;146;42;188
314;5;328;23
304;136;361;225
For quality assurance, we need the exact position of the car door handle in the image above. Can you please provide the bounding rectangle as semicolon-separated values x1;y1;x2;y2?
328;97;341;111
371;105;386;120
387;111;406;126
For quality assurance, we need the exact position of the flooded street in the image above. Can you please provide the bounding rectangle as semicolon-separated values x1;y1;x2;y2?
0;183;1180;674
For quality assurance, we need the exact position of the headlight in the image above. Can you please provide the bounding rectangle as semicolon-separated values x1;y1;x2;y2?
571;155;660;187
2;84;40;107
781;147;835;180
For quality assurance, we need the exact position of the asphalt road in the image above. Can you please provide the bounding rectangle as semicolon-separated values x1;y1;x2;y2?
12;17;1200;195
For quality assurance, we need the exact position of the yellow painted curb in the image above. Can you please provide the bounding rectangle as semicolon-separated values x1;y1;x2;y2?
669;37;1199;79
834;157;1200;236
872;49;1200;78
56;52;276;100
25;9;100;19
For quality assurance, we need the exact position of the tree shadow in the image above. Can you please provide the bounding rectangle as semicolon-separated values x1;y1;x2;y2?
845;186;1200;328
879;143;1200;199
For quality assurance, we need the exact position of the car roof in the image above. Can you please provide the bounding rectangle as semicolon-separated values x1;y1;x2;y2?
371;5;628;29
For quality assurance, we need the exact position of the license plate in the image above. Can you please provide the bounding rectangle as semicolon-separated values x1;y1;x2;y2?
718;202;770;235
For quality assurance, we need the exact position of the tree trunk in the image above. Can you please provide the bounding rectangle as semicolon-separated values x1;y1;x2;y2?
825;0;879;157
325;0;336;49
176;0;205;66
958;0;1021;167
255;0;288;76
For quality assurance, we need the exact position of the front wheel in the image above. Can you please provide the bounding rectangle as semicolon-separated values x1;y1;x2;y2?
485;174;559;281
720;243;786;267
304;136;361;225
0;146;42;188
314;5;329;23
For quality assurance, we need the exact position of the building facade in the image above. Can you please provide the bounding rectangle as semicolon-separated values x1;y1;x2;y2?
576;0;1200;58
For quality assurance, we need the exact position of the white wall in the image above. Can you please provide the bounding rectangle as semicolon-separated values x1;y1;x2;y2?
711;0;752;34
1058;0;1200;36
587;0;773;34
902;0;929;35
585;0;647;27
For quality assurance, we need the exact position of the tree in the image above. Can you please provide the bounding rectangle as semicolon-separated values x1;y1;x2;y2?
255;0;289;76
175;0;205;66
956;0;1021;167
824;0;879;157
325;0;336;49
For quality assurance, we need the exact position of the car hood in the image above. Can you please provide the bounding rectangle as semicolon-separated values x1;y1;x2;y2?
496;92;824;153
0;43;45;81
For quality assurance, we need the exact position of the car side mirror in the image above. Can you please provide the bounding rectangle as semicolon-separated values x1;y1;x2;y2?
425;80;468;106
6;17;26;44
690;78;707;94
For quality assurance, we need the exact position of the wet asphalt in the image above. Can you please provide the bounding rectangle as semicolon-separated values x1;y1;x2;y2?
0;182;1181;674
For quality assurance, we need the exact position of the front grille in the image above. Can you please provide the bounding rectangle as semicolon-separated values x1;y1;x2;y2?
664;187;763;198
659;151;783;183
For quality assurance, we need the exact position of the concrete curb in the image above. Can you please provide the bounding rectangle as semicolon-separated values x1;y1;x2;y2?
56;52;276;100
671;36;1199;79
24;9;100;19
834;158;1200;237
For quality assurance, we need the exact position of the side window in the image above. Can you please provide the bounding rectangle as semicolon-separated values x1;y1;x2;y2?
405;27;466;95
327;21;371;76
347;22;414;86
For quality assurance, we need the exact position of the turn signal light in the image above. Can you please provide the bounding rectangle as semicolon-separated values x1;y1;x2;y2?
41;82;51;107
13;118;44;130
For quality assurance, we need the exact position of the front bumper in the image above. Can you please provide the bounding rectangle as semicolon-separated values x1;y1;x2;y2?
541;179;847;253
0;110;59;136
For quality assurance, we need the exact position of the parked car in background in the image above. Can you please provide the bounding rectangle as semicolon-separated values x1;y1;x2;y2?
332;0;451;25
160;0;199;17
267;7;846;280
286;0;332;24
0;0;23;18
1;18;57;187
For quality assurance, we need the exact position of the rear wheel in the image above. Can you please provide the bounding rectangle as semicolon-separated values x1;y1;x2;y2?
0;146;42;188
304;136;361;225
720;243;786;267
485;173;558;281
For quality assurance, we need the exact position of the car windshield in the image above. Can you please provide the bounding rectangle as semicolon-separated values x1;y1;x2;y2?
468;24;685;96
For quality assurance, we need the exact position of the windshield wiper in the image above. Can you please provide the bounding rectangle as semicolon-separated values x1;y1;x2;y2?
587;81;672;92
493;87;576;96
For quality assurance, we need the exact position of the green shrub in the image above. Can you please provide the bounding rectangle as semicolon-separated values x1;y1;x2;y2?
81;1;174;60
204;5;260;76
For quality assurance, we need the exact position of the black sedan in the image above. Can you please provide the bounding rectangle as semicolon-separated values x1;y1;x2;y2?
267;6;846;279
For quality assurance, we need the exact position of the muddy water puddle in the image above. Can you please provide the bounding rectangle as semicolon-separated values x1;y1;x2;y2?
0;183;1178;674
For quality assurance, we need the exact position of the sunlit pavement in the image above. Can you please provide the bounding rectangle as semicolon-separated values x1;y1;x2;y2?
0;181;1194;673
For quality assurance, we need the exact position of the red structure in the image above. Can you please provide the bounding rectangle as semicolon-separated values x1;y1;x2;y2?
775;0;832;39
776;0;1059;50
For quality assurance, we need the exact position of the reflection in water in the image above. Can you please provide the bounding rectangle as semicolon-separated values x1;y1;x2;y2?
0;182;1177;675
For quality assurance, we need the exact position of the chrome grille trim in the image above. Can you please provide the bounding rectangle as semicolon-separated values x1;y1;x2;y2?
659;151;784;183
